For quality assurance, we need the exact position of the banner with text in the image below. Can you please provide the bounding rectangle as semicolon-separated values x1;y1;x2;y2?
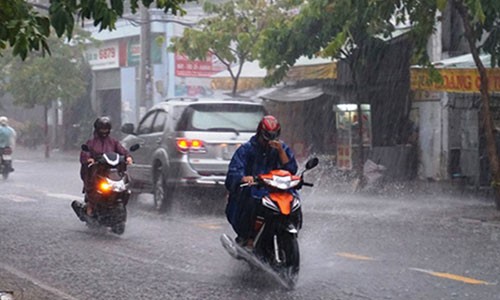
85;42;119;70
411;68;500;93
175;54;226;77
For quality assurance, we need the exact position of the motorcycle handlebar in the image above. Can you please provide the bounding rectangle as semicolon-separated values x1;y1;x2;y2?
239;178;314;188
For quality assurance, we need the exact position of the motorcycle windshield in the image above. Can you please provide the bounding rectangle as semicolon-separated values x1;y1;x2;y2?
249;186;299;199
107;170;123;181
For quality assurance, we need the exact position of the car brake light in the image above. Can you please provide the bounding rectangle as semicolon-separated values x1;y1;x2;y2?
191;139;202;148
176;138;190;152
176;138;206;153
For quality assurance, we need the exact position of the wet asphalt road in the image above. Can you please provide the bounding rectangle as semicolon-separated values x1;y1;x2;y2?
0;147;499;299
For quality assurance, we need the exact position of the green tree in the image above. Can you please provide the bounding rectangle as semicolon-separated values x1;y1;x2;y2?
259;0;437;177
169;0;298;96
0;33;90;158
0;0;187;60
452;0;500;210
259;0;500;209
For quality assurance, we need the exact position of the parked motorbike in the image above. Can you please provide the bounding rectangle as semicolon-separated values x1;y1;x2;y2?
71;144;139;235
221;157;319;289
0;146;13;180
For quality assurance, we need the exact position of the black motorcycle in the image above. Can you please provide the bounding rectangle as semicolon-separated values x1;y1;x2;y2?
0;146;13;180
71;144;138;235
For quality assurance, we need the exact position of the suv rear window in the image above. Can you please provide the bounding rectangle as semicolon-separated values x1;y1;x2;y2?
175;103;266;132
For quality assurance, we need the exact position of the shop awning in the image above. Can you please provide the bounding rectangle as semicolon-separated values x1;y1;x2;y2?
286;56;337;81
260;86;324;102
210;61;267;91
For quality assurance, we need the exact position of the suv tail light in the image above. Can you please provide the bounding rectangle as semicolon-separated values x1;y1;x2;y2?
176;138;207;153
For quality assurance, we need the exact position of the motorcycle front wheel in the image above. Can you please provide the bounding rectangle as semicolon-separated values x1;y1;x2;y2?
279;235;300;288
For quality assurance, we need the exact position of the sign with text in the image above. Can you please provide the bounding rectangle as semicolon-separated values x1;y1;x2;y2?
123;37;163;67
85;42;119;70
175;53;226;77
411;68;500;93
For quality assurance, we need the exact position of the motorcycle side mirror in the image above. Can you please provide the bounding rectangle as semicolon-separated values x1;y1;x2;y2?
121;123;135;135
81;144;90;152
129;144;140;152
305;157;319;170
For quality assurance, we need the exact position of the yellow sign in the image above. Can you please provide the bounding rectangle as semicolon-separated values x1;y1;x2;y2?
287;62;337;81
411;68;500;93
210;78;265;91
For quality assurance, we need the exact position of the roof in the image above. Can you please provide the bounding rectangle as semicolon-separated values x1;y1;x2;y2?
210;61;267;78
412;53;491;69
151;97;263;109
293;56;335;66
260;86;324;102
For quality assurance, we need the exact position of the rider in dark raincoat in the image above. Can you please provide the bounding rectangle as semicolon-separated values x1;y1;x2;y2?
225;115;297;248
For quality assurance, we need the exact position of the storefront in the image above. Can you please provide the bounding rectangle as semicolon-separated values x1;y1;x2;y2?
334;104;372;170
410;54;500;185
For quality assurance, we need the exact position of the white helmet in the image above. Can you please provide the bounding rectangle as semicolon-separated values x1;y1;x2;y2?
0;116;7;126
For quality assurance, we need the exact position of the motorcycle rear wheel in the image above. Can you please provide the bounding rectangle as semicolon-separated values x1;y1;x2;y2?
111;222;126;235
2;165;9;179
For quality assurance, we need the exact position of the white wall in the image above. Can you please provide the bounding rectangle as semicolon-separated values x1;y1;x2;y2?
414;93;451;181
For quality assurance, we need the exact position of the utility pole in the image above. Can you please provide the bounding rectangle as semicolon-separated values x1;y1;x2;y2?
137;4;151;123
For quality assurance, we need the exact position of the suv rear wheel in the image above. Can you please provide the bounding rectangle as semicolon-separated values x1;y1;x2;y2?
154;165;174;212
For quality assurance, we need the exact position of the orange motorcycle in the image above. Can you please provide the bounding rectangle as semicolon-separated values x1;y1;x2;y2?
221;157;318;289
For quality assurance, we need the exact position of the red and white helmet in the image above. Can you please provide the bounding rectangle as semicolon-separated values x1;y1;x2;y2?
257;115;281;141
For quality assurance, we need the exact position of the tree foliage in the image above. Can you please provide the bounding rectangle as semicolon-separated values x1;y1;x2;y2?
450;0;500;210
168;0;299;95
259;0;500;208
0;34;90;109
0;0;187;60
0;29;93;156
258;0;443;84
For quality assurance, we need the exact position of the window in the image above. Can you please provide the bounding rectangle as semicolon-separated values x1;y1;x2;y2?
176;104;265;132
152;111;167;133
137;111;157;134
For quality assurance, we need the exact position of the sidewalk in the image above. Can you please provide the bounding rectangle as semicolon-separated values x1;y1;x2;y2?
310;166;500;225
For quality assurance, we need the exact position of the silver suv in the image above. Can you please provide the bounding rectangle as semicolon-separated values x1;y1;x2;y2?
120;97;267;212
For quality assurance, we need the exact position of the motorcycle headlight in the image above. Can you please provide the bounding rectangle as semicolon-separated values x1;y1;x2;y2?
98;181;112;193
97;178;127;193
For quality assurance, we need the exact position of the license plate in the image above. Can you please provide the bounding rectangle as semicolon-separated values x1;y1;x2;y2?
2;155;11;160
220;144;233;160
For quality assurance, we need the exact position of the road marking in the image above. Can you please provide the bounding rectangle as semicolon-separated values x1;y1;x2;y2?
410;268;494;285
0;262;79;300
335;252;375;261
198;223;222;230
46;193;80;201
101;248;207;275
3;194;37;203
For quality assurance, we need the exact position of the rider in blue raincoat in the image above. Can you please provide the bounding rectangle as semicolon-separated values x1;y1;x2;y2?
225;115;297;248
